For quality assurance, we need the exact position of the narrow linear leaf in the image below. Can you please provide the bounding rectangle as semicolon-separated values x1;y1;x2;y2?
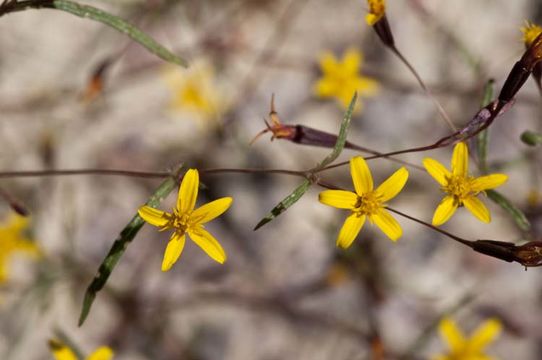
315;92;357;169
476;80;494;173
7;0;187;67
487;189;530;232
254;179;311;230
78;167;183;326
520;130;542;146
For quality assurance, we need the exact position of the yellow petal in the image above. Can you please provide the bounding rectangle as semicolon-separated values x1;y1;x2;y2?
191;197;233;225
162;65;185;89
314;78;337;98
375;167;409;202
177;169;199;214
13;239;40;258
0;263;7;284
468;318;502;352
366;13;378;26
338;90;360;110
351;156;373;195
49;340;78;360
87;347;114;360
463;196;491;223
370;208;402;241
357;77;380;96
189;228;227;264
432;196;458;226
319;52;339;75
5;213;29;232
336;213;366;249
423;158;451;186
438;317;466;353
319;190;358;209
451;142;469;177
471;174;508;192
138;206;172;228
342;48;361;75
161;232;186;271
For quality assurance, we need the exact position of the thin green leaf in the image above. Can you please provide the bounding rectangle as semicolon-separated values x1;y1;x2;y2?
520;130;542;146
78;166;183;326
3;0;187;67
487;189;530;232
476;80;494;173
254;179;311;230
315;92;357;170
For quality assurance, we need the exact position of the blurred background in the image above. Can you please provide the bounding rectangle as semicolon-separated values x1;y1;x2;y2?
0;0;541;359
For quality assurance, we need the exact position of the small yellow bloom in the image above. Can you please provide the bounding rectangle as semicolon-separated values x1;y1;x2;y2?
521;21;542;47
163;61;226;125
314;48;379;111
366;0;386;26
138;169;232;271
0;213;39;283
49;339;113;360
423;142;508;226
434;317;502;360
319;156;408;248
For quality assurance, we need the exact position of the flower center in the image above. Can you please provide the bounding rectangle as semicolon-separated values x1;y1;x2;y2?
443;175;477;201
354;191;382;216
172;209;192;232
179;80;208;110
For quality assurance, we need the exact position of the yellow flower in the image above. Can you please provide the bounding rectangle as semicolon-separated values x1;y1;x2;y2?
138;169;232;271
163;62;226;124
49;339;113;360
423;142;508;226
434;317;502;360
314;48;379;111
521;21;542;47
319;156;408;248
366;0;386;26
0;213;39;283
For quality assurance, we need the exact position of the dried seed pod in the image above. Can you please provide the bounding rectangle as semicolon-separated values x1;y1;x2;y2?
513;241;542;267
499;31;542;103
373;15;395;48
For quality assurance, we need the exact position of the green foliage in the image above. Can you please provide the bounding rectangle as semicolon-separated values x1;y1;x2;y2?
487;190;531;232
78;167;183;326
476;80;494;173
2;0;187;67
521;130;542;146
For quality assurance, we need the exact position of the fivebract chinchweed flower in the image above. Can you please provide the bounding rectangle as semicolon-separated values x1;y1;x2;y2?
162;61;226;125
49;339;113;360
423;142;508;226
138;169;232;271
314;48;379;111
521;21;542;47
319;156;408;248
365;0;385;26
0;213;40;283
433;317;502;360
